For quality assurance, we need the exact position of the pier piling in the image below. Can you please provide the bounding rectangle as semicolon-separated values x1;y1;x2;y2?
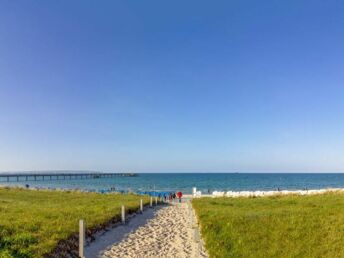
0;172;137;183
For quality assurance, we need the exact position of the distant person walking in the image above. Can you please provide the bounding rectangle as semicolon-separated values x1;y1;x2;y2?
176;191;183;203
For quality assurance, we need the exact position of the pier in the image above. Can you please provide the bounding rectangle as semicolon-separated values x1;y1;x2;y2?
0;172;137;183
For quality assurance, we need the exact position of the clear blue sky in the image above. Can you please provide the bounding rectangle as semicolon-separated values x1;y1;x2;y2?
1;0;344;172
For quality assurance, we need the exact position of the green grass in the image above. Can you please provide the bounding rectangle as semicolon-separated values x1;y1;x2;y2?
0;187;149;257
193;193;344;258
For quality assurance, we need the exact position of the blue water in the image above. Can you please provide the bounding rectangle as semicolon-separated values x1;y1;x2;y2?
2;173;344;194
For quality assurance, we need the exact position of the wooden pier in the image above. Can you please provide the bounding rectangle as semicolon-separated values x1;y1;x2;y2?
0;172;137;183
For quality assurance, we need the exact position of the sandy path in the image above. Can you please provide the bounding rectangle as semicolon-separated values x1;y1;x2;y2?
85;202;208;258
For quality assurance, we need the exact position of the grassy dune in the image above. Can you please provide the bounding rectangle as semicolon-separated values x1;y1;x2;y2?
0;187;149;257
193;193;344;258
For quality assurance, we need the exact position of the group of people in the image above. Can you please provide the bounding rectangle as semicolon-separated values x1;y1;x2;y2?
161;191;183;203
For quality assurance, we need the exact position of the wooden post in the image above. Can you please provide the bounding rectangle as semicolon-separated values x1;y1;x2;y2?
150;197;153;207
155;197;158;206
190;211;194;228
194;228;200;242
121;205;125;224
140;199;143;213
79;219;85;258
189;202;195;229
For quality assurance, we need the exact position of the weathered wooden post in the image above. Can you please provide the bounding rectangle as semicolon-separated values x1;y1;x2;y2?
194;227;200;242
150;197;153;207
121;205;125;224
189;202;194;228
140;199;143;213
155;197;158;206
79;219;85;258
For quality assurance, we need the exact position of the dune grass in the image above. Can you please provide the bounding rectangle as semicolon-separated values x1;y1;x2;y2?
193;193;344;258
0;187;149;257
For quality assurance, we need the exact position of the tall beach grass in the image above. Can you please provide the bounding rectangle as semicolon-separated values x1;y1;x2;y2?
0;187;149;257
193;193;344;258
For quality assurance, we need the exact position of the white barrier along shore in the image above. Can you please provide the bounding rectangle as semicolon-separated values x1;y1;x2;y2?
211;188;344;198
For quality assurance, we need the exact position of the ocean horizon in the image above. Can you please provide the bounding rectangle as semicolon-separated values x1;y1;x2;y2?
2;172;344;194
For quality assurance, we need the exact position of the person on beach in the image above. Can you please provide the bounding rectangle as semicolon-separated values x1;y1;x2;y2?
176;191;183;203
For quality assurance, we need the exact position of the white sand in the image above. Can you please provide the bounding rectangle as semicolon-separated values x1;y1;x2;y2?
85;202;208;258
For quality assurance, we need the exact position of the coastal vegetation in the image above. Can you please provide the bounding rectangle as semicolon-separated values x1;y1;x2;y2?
193;193;344;258
0;187;149;257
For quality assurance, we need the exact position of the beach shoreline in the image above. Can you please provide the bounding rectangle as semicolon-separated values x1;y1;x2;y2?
196;187;344;198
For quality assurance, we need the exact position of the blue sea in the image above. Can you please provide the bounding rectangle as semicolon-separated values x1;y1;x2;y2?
2;173;344;194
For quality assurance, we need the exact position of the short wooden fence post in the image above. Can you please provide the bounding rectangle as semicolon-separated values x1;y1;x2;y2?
150;197;153;207
140;199;143;213
121;205;125;224
194;228;200;242
79;219;85;258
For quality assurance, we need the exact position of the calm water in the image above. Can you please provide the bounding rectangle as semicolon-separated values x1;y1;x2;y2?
2;173;344;194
